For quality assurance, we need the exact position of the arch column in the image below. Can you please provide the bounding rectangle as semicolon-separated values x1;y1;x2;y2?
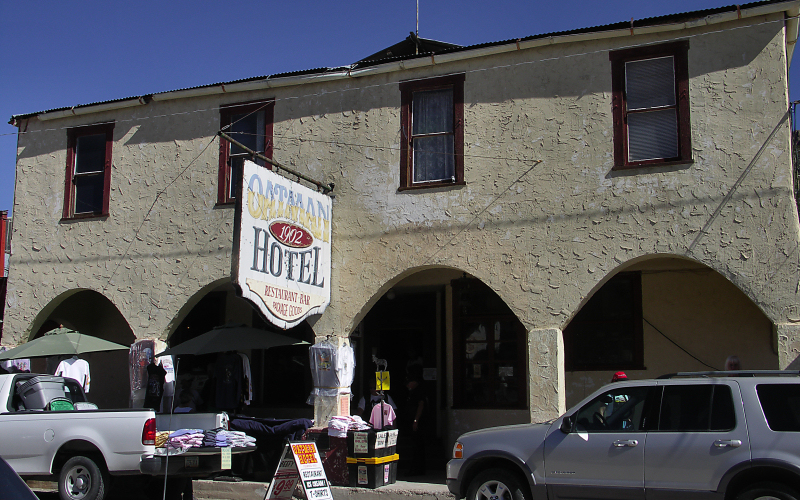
529;327;565;422
777;323;800;369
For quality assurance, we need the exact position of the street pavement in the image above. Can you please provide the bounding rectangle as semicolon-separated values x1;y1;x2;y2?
29;471;454;500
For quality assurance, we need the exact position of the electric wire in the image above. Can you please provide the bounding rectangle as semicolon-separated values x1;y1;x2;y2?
101;134;219;294
2;8;795;351
643;317;719;370
3;12;796;141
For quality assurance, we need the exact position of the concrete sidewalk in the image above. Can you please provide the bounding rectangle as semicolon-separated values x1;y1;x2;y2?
194;472;454;500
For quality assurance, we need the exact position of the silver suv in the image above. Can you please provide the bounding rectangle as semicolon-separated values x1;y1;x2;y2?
447;371;800;500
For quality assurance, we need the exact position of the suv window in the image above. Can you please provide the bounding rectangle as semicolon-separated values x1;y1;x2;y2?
757;384;800;431
658;385;735;432
574;386;651;431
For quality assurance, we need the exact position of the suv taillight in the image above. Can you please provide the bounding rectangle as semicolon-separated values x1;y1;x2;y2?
142;417;156;446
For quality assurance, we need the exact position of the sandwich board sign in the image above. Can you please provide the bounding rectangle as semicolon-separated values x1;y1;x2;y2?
264;441;332;500
233;160;332;330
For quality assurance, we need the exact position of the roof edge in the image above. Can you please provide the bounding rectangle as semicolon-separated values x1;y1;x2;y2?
10;0;800;125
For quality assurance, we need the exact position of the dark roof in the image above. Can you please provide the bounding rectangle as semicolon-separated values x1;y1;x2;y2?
9;0;794;123
356;33;462;64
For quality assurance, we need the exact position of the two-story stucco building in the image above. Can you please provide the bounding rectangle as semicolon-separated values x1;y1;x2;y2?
5;0;800;469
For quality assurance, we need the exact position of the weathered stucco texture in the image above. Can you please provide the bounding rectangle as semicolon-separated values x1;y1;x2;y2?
4;12;800;426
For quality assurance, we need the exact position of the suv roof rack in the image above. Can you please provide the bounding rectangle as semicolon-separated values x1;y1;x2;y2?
657;370;800;379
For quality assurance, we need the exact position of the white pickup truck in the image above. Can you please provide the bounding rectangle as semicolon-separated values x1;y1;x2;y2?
0;372;245;500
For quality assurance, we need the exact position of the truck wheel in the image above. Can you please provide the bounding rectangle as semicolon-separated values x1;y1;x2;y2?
58;455;108;500
737;482;799;500
467;468;528;500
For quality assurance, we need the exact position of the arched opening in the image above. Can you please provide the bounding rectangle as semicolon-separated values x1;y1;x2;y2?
26;289;135;409
352;268;529;477
166;281;314;419
563;256;776;407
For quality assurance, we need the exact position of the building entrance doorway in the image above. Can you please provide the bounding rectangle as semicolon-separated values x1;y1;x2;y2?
353;287;446;475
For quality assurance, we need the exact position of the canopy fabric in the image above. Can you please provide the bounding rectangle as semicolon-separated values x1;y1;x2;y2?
0;330;129;360
158;324;307;357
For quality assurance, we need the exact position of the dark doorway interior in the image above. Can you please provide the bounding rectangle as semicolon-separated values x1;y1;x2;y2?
168;291;313;416
357;288;445;474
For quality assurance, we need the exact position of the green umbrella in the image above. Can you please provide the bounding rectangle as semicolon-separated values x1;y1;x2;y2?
157;324;307;357
0;329;129;360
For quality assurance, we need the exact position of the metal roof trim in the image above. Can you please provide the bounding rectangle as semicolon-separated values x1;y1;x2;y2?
9;0;799;125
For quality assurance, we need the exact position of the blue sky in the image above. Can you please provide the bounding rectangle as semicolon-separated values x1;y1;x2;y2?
1;0;798;216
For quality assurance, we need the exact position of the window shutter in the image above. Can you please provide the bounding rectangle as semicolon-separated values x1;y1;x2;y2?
625;57;675;110
625;56;679;162
627;109;679;161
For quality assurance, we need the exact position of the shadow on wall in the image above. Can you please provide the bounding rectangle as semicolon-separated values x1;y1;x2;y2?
13;19;777;161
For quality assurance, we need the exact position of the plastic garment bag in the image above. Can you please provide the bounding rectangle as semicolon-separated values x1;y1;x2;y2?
307;340;355;403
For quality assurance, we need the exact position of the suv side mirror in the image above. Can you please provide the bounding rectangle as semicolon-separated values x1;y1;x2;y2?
560;415;574;433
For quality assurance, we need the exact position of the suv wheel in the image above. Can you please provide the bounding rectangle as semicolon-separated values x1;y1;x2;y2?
737;482;800;500
467;468;527;500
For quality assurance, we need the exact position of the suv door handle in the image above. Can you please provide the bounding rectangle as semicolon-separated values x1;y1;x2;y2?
713;439;742;448
613;439;638;447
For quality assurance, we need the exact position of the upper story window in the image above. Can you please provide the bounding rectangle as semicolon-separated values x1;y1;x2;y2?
218;100;274;205
610;41;691;169
399;74;465;190
63;123;114;219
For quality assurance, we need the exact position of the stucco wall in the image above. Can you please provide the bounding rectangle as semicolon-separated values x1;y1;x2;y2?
4;14;800;426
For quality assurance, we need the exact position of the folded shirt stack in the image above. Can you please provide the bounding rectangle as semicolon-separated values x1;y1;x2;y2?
202;428;222;447
167;429;204;450
328;415;371;438
215;429;256;447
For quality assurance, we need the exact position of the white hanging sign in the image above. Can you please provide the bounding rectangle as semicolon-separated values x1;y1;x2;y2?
234;161;332;329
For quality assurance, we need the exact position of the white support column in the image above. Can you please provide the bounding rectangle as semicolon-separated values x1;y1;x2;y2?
528;328;565;423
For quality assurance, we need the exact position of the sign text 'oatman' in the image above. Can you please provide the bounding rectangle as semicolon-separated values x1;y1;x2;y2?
233;160;332;330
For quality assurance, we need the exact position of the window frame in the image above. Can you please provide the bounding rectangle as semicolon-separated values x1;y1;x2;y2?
653;384;737;432
572;385;653;432
564;271;644;372
63;123;114;220
610;41;691;169
218;100;274;205
452;278;527;409
399;74;465;190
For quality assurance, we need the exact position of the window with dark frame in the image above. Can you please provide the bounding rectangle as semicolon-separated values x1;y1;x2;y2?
657;385;736;432
399;74;465;190
564;272;644;371
573;385;652;432
452;277;527;409
757;384;800;431
610;41;691;169
218;100;274;205
63;123;114;219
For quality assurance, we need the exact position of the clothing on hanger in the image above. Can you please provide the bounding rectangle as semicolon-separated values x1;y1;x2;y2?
55;355;91;393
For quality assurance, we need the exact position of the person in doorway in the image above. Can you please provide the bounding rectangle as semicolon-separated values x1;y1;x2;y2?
725;355;741;371
401;365;427;476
